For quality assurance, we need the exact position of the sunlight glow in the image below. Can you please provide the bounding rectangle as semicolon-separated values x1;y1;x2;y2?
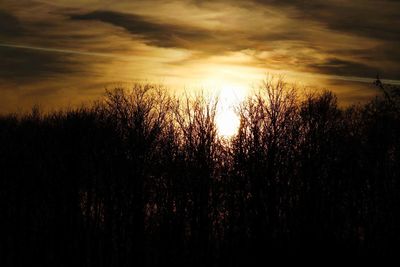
216;85;246;138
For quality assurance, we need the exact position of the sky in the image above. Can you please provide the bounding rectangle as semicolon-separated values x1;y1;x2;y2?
1;0;400;112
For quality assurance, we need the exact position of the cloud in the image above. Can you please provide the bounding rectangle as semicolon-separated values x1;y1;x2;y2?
0;45;82;84
0;0;399;112
252;0;400;41
70;10;205;48
70;10;242;53
70;5;400;84
0;10;24;36
306;58;378;78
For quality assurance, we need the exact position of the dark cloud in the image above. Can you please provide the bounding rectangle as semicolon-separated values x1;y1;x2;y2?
0;10;24;36
307;7;399;42
253;0;400;41
70;11;232;52
0;45;83;84
307;58;379;78
248;0;400;80
326;41;400;79
69;9;266;56
374;42;400;62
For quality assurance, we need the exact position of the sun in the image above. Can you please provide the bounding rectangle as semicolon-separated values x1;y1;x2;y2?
215;85;245;138
216;108;239;137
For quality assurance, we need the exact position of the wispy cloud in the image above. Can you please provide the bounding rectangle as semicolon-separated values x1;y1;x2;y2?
0;43;130;59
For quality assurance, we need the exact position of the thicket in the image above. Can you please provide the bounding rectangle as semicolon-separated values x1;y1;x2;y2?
1;78;399;266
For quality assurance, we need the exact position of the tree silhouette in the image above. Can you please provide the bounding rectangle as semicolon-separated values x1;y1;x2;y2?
1;78;400;266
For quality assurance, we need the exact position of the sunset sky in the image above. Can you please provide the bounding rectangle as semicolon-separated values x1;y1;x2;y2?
1;0;400;112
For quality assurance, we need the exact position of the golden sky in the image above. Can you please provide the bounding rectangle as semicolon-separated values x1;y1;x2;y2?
1;0;400;112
